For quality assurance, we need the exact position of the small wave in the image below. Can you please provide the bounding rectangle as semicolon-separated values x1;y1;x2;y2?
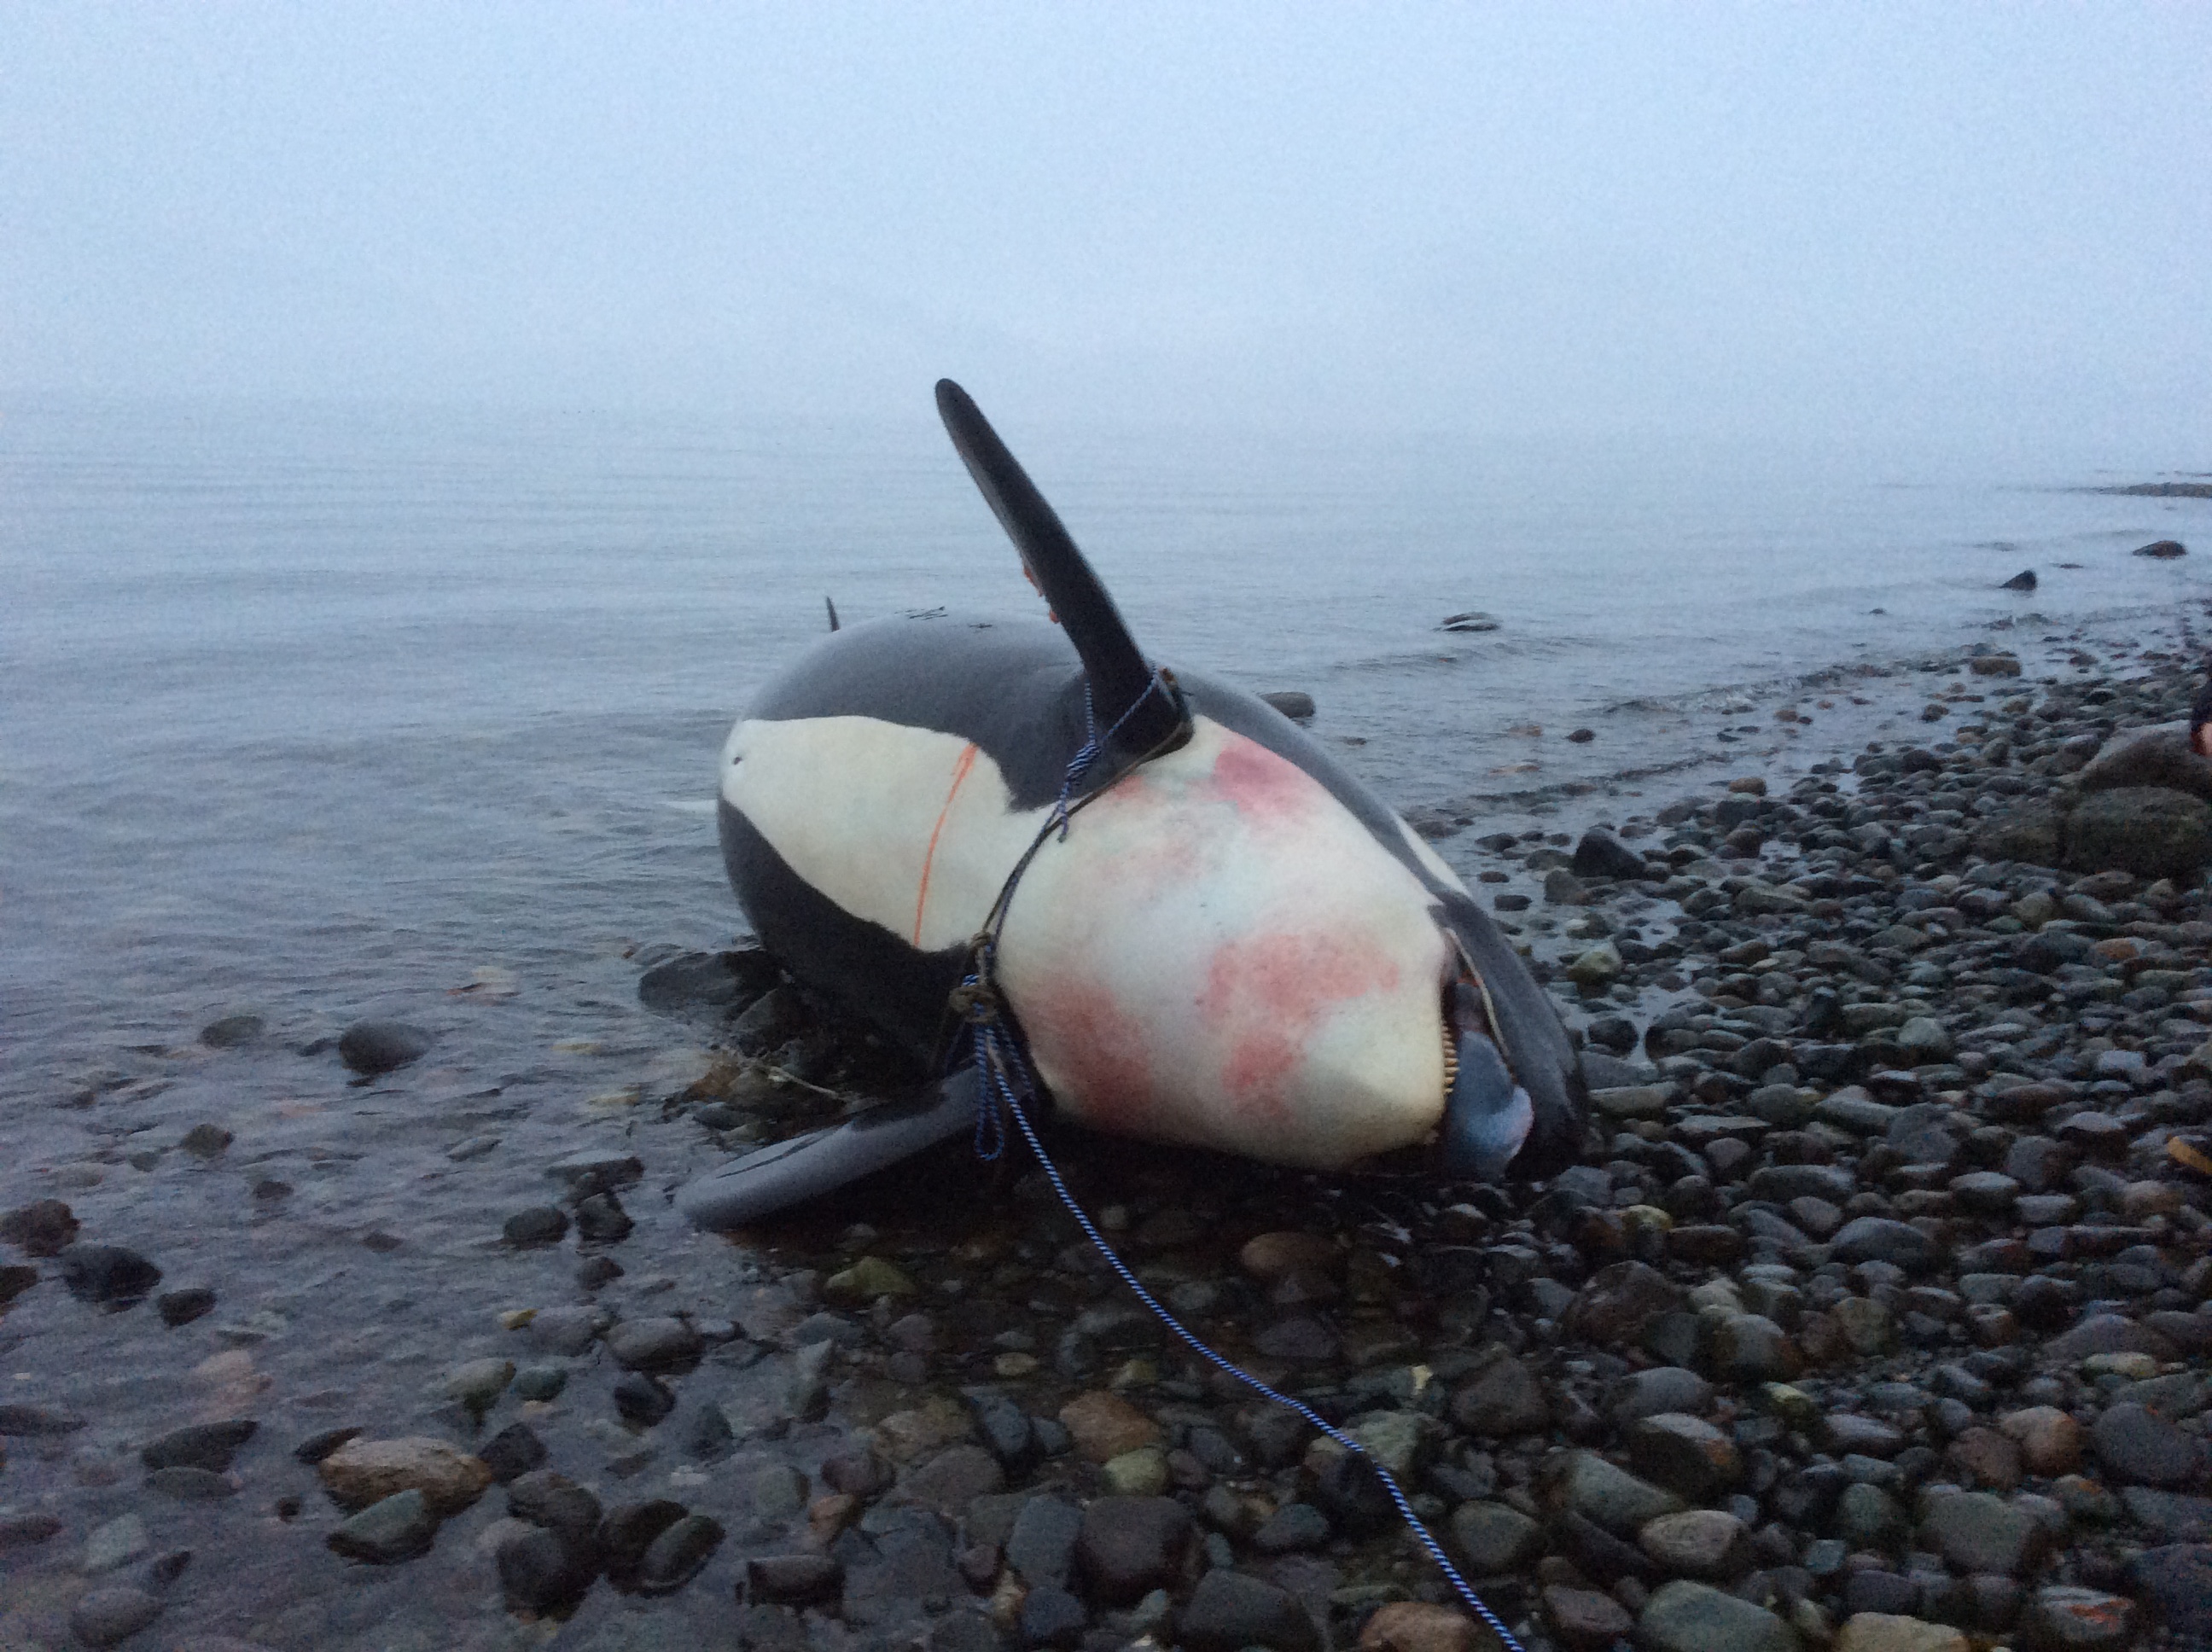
660;798;719;815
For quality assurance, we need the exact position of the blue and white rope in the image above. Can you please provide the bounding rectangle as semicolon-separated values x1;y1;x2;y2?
949;683;1529;1651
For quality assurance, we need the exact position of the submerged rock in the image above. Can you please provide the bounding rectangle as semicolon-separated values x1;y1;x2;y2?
337;1019;433;1074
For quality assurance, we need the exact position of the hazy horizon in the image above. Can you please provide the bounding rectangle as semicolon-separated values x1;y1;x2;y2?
4;5;2208;456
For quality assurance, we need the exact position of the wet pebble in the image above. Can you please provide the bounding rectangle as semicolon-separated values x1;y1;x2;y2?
156;1286;217;1326
606;1315;702;1371
318;1435;492;1515
0;1400;86;1436
337;1019;432;1074
613;1371;676;1426
56;1242;160;1308
69;1585;163;1648
142;1418;256;1474
328;1488;438;1562
502;1207;568;1247
0;1198;79;1256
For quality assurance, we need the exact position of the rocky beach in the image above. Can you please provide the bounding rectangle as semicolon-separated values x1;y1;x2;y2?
7;603;2212;1652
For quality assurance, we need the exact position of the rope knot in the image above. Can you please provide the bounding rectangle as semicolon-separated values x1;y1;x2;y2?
946;979;1001;1025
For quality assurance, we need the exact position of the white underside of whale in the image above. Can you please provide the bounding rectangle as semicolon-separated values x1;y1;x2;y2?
724;712;1465;1169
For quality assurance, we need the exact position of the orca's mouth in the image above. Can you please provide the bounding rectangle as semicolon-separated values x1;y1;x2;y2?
1435;964;1536;1182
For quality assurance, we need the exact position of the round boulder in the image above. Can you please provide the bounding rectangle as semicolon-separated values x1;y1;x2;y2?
2064;786;2212;880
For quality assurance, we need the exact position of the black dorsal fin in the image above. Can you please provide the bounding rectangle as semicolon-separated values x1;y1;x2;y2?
935;379;1189;763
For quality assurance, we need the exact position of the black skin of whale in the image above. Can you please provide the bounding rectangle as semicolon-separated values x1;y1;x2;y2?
719;616;1588;1180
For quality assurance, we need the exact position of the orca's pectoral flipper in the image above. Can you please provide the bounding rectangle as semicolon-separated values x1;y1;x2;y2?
934;379;1190;764
675;1068;987;1230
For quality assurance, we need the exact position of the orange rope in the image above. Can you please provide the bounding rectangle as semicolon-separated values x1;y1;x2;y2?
913;742;979;945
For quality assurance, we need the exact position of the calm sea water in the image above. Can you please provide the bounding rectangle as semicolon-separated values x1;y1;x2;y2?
3;396;2206;1096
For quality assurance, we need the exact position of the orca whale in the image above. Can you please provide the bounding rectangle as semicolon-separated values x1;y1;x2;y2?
675;382;1587;1229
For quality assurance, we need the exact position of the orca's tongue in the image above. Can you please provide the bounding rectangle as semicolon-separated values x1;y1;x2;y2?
1439;982;1536;1181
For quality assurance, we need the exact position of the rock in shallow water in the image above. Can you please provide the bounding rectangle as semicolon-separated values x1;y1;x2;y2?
69;1585;163;1648
56;1242;160;1308
318;1435;492;1515
0;1198;79;1256
142;1418;256;1473
496;1523;596;1614
329;1488;438;1562
337;1019;433;1074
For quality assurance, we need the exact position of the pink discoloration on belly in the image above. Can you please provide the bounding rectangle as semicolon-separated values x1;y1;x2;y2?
1208;739;1313;824
1196;931;1403;1118
1020;977;1156;1134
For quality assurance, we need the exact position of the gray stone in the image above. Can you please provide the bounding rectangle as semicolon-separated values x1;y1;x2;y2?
525;1304;608;1355
2046;1313;2174;1361
496;1526;595;1614
1449;1351;1550;1436
1004;1495;1082;1588
1750;1164;1858;1205
1612;1367;1714;1422
1948;1172;2019;1216
1831;1218;1939;1272
1896;1018;1954;1062
1251;1501;1331;1553
1548;1585;1635;1649
141;1418;256;1474
1020;1585;1087;1649
338;1020;432;1074
1627;1413;1741;1499
1451;1501;1544;1573
1712;1313;1800;1382
897;1443;1004;1516
545;1147;645;1188
636;1513;724;1594
2019;1586;2135;1651
1815;1089;1901;1134
2093;1402;2204;1488
606;1317;703;1371
1551;1450;1684;1536
1568;1261;1685;1345
0;1400;87;1436
502;1207;568;1246
445;1358;515;1413
1639;1509;1748;1579
2079;724;2212;800
1918;1491;2045;1576
2067;786;2212;879
328;1488;438;1562
69;1585;163;1649
1823;1415;1906;1459
56;1243;160;1309
2127;1543;2212;1637
1835;1482;1906;1549
1638;1579;1801;1652
82;1513;151;1573
0;1513;61;1553
1178;1569;1318;1652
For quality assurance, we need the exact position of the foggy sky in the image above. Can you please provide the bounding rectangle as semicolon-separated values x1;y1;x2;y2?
3;4;2207;451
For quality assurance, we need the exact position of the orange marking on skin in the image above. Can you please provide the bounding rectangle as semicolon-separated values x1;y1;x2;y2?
912;742;980;946
1196;931;1402;1119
